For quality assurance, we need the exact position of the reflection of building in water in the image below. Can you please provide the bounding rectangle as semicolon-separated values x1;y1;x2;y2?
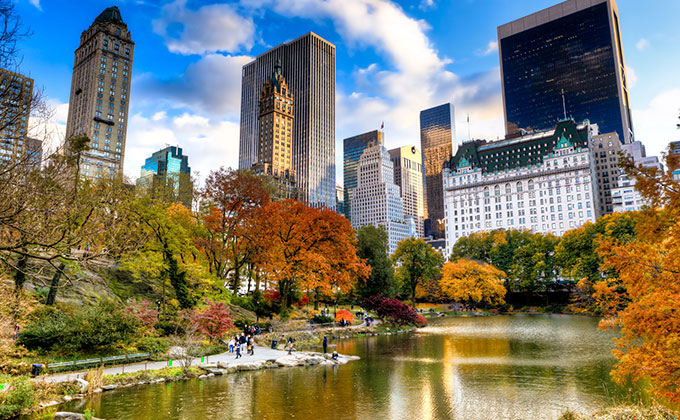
498;0;633;143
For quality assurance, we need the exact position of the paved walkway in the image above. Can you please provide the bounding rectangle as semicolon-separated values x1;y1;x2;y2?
38;345;290;383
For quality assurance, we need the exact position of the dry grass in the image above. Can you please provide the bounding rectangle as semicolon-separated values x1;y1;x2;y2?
560;405;679;420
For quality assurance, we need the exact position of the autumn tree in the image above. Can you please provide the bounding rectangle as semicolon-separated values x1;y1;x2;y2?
254;200;370;310
441;259;506;308
199;168;270;292
392;238;442;307
191;298;234;342
592;149;680;404
355;225;396;300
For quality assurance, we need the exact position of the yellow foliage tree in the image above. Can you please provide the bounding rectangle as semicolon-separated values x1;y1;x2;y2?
440;259;506;307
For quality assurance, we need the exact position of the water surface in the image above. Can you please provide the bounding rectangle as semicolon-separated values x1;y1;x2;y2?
63;314;631;420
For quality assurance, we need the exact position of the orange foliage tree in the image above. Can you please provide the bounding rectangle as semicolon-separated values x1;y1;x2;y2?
199;168;270;292
594;150;680;404
440;258;506;308
253;200;370;310
335;309;354;323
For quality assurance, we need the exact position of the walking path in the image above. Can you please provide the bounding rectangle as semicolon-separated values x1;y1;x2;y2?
38;345;290;384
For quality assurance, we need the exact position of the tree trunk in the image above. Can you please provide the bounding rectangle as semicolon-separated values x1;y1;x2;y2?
14;253;28;293
46;262;66;306
314;288;320;310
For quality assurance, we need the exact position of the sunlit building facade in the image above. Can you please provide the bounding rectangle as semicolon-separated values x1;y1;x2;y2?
420;103;456;240
0;69;34;167
498;0;633;143
65;6;134;178
343;130;384;221
612;141;663;213
389;145;425;238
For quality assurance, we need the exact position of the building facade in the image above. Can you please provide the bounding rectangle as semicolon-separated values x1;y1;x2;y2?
343;130;384;221
388;145;425;238
591;131;621;215
611;141;663;213
420;103;456;240
0;69;34;167
336;184;345;215
443;119;599;253
239;32;336;208
250;59;298;201
498;0;634;144
138;146;193;208
65;6;134;179
351;143;410;255
670;141;680;182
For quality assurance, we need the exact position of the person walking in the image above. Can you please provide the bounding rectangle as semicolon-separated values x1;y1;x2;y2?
322;336;328;354
235;344;242;359
248;335;255;356
286;340;294;355
228;337;235;353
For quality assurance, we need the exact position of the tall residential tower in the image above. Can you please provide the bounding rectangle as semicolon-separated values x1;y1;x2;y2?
420;103;455;240
498;0;633;143
0;69;36;168
343;130;384;221
239;32;336;208
389;146;425;238
65;6;134;178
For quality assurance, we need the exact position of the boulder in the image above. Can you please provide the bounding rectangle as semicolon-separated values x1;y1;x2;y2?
199;363;217;370
75;378;89;393
236;361;267;371
101;384;118;391
198;375;207;379
206;373;215;377
54;413;85;420
206;368;226;375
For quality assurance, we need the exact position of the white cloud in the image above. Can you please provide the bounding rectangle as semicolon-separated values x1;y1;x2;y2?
27;98;68;155
152;0;255;55
476;41;498;57
419;0;435;11
27;0;41;10
135;53;252;118
636;38;650;51
123;112;240;182
632;88;680;159
626;66;638;89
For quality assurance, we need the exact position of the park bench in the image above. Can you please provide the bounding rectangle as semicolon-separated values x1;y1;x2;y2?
46;361;75;373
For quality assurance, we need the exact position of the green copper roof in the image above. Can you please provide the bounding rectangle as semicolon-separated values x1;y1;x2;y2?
95;6;125;25
446;119;588;174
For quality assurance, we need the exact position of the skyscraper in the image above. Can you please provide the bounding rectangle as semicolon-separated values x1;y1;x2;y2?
343;130;384;221
66;6;134;178
420;103;455;240
138;146;192;208
0;69;34;167
351;143;410;255
239;32;336;208
389;146;425;238
591;131;622;215
250;59;298;201
498;0;633;143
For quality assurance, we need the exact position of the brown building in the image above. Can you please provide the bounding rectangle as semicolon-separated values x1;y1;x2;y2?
251;59;298;201
65;6;134;179
0;69;34;167
591;131;622;215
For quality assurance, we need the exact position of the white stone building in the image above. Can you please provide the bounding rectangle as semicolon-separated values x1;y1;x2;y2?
611;141;663;213
388;146;425;238
351;143;411;255
443;119;600;253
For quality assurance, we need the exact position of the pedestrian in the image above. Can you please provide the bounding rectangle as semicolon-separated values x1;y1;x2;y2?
247;335;254;356
288;336;293;345
235;344;242;359
322;336;328;354
332;350;339;361
228;337;235;353
286;340;294;355
240;333;246;353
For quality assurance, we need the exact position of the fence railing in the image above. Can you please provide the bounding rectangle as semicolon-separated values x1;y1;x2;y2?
46;352;151;373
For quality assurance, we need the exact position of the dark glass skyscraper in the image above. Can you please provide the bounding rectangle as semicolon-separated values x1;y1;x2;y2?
498;0;633;144
420;103;455;240
342;130;384;221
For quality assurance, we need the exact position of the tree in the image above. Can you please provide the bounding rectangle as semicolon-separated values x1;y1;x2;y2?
392;238;442;307
191;298;234;342
440;259;506;308
361;294;419;325
254;200;370;310
591;150;680;404
199;168;270;292
355;225;395;299
507;232;560;293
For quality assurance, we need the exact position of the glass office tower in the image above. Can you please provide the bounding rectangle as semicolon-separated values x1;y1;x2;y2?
420;103;455;240
139;146;192;208
498;0;633;144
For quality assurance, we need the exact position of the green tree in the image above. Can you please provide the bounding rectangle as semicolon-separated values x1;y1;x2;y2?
355;225;395;299
507;232;560;293
392;238;442;307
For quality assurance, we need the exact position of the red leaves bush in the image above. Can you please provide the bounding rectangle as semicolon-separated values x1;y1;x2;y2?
362;295;420;326
191;298;234;341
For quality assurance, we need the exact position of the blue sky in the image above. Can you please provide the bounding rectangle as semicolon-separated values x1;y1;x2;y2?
15;0;680;184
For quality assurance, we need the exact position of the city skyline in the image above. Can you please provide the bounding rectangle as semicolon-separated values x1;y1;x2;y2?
10;0;680;185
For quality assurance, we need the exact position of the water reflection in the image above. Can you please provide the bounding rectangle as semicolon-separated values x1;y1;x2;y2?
63;315;633;420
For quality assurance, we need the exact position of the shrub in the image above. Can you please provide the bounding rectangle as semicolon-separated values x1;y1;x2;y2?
154;320;184;337
311;314;334;324
0;377;35;419
125;299;159;330
415;315;428;327
362;295;419;326
335;309;354;323
136;337;169;356
191;299;234;342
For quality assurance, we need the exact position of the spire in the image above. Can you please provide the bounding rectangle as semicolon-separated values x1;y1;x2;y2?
270;59;283;91
95;6;125;25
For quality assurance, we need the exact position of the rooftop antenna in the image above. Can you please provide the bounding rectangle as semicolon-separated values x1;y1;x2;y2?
467;114;471;140
561;89;567;120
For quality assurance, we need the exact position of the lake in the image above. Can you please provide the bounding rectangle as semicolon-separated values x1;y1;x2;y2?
62;314;635;420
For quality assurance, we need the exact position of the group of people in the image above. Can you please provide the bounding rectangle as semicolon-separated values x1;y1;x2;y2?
228;333;255;359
